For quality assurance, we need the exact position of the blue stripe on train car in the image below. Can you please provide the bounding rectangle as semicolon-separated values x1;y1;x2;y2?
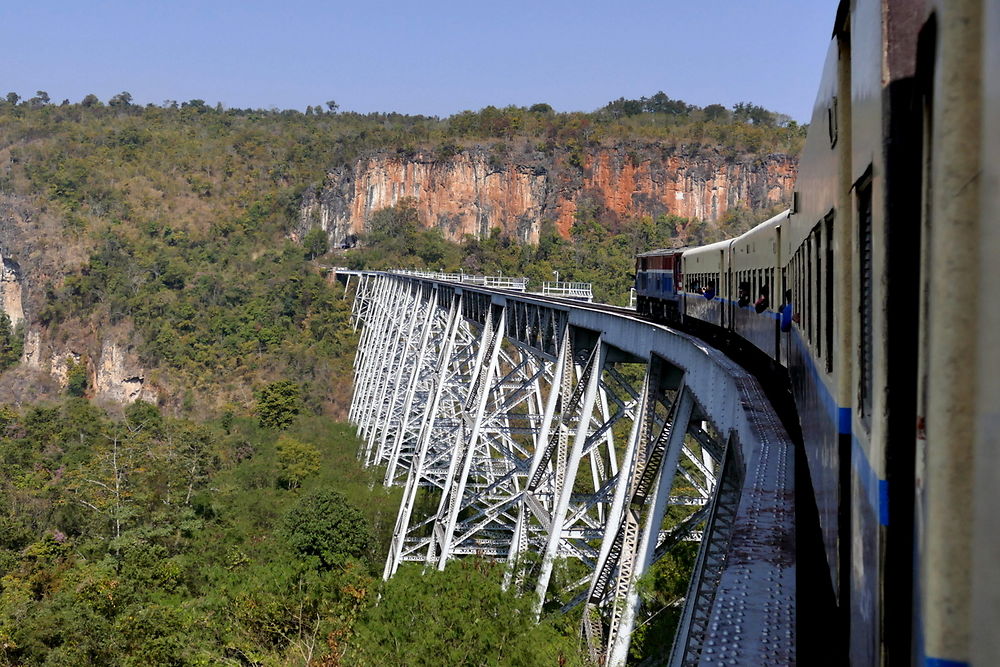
839;407;851;435
879;479;890;526
791;328;888;527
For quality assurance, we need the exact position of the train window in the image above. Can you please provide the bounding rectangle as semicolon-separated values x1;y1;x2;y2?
791;257;797;324
816;230;823;359
806;238;814;343
825;213;835;373
792;256;798;328
797;253;803;329
858;178;874;426
800;252;804;322
828;96;839;148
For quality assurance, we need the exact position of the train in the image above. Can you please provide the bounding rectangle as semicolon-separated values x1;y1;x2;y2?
635;0;999;664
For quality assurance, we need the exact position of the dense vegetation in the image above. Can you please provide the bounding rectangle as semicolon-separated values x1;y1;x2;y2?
0;90;797;664
0;398;595;665
0;397;379;664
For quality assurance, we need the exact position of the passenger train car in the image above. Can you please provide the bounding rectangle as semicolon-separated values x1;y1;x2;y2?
635;0;999;663
633;249;683;322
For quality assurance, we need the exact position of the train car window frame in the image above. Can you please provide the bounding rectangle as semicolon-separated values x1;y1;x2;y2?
858;174;874;427
807;236;814;344
817;228;824;360
792;254;799;331
828;95;839;148
825;212;835;373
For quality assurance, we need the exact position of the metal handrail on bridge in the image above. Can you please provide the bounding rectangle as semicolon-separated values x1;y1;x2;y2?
388;269;593;301
540;281;593;301
392;269;530;292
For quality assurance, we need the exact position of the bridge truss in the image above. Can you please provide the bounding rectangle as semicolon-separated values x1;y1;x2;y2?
345;271;796;666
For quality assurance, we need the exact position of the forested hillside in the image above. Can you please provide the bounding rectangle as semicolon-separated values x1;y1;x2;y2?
0;90;801;664
0;90;801;410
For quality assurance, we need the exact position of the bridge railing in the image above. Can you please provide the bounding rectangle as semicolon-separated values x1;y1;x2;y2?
391;269;529;291
540;281;593;301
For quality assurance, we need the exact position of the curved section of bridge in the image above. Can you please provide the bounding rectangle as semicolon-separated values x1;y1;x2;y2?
342;270;795;666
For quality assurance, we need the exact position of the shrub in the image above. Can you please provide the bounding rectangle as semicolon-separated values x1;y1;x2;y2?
282;489;373;568
255;380;302;429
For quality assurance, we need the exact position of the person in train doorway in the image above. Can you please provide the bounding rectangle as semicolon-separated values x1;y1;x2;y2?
754;284;769;313
738;282;751;308
778;289;794;332
702;281;716;300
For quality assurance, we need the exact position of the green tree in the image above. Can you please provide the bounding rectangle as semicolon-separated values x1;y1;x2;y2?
276;435;321;489
28;90;49;108
62;426;147;542
303;226;329;259
703;103;729;121
733;101;776;126
629;542;699;660
109;91;133;108
0;313;23;370
66;358;88;397
282;489;372;569
347;560;587;666
256;380;303;429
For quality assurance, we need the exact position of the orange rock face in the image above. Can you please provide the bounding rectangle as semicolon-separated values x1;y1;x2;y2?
300;146;797;245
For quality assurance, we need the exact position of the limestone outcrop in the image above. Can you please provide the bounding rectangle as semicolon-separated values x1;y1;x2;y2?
94;341;157;405
300;145;797;244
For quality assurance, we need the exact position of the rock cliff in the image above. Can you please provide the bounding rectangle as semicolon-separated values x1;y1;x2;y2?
300;145;797;244
0;193;156;405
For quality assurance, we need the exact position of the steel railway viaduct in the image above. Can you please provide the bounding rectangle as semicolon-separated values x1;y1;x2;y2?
340;270;797;666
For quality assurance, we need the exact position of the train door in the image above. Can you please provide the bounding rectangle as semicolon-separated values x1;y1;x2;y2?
911;16;936;666
719;249;726;327
726;250;733;331
775;226;782;356
879;20;931;662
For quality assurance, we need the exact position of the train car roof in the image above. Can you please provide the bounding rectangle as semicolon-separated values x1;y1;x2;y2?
733;209;792;244
682;238;731;256
680;208;790;259
636;248;688;257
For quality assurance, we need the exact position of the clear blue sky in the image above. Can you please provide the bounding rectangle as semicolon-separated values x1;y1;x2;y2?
3;0;837;122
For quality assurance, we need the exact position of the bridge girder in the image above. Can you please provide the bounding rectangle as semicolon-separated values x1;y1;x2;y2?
346;272;796;666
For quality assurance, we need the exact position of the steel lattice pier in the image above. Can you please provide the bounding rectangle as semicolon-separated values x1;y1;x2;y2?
343;271;796;666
